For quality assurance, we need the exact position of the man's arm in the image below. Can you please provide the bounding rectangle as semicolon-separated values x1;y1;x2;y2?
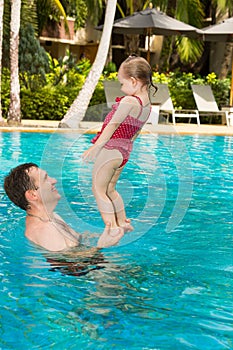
97;222;124;248
54;214;124;248
26;219;124;252
26;223;72;252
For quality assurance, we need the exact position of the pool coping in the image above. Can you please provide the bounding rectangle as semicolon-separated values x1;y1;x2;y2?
1;120;233;136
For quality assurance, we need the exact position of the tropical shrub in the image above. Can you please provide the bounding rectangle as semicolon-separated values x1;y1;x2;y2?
1;64;231;122
21;87;70;120
152;70;231;109
19;24;50;91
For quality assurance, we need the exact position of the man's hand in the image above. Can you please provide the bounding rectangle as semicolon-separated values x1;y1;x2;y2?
97;223;124;248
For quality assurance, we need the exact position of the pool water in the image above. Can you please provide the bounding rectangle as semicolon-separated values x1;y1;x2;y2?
0;131;233;349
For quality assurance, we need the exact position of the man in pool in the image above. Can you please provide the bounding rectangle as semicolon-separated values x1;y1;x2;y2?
3;163;124;251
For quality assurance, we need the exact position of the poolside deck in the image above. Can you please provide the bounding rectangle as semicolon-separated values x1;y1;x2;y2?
1;119;233;136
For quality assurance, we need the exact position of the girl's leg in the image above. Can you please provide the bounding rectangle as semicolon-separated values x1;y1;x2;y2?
92;148;123;231
107;167;134;232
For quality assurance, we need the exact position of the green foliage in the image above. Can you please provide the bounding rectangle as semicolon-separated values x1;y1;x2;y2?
75;58;92;75
206;72;230;107
21;0;38;35
59;0;102;29
75;0;88;29
103;62;117;76
19;56;95;120
176;0;204;28
176;37;204;64
20;79;105;122
36;0;54;35
1;68;10;118
47;50;83;86
167;72;196;109
65;69;86;87
46;56;91;88
1;65;231;122
19;24;50;91
85;0;104;26
20;85;79;120
151;70;230;109
2;0;10;68
102;72;118;81
151;72;170;84
36;0;68;35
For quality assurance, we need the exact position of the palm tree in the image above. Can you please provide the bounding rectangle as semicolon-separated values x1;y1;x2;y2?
59;0;118;128
0;0;4;124
7;0;21;126
6;0;68;125
170;0;204;65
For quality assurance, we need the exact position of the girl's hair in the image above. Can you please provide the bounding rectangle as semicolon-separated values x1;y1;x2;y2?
121;55;157;93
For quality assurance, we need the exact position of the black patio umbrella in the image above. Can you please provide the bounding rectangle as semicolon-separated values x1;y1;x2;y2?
200;17;233;106
97;8;200;62
112;8;200;37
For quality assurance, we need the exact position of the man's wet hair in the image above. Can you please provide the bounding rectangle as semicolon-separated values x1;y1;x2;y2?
4;163;38;210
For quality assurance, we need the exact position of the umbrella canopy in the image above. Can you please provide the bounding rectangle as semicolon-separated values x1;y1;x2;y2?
200;17;233;106
96;8;200;62
201;17;233;42
111;8;200;38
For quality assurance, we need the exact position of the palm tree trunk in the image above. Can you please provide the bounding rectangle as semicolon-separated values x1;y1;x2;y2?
59;0;117;128
0;0;4;123
7;0;21;126
218;42;233;79
124;34;140;56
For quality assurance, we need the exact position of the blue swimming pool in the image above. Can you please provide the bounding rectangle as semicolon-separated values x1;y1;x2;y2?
0;131;233;349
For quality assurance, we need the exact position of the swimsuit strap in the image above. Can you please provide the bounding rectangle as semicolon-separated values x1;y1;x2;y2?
133;95;143;106
120;95;150;120
133;95;150;108
132;95;152;120
132;95;143;119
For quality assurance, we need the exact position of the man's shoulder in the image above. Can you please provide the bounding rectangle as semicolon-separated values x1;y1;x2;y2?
25;221;64;251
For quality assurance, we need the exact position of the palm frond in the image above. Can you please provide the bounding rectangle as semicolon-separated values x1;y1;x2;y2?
176;37;203;63
85;0;104;25
176;0;204;28
21;0;38;35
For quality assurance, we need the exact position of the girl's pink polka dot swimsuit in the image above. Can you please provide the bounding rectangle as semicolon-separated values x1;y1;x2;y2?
92;96;151;167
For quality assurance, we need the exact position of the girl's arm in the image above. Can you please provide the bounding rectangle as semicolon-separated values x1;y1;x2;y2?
82;97;135;162
96;96;135;146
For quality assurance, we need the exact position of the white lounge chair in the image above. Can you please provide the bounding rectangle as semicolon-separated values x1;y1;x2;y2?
103;80;159;125
103;80;125;108
150;83;200;125
191;84;232;126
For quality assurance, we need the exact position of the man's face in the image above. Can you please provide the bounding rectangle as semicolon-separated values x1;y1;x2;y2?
29;167;61;207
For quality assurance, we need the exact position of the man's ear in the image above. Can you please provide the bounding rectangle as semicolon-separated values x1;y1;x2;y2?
25;189;38;202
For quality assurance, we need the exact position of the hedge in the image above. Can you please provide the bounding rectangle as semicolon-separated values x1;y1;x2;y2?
1;68;231;122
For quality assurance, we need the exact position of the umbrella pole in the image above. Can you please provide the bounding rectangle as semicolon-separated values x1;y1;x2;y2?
146;28;151;63
147;44;151;63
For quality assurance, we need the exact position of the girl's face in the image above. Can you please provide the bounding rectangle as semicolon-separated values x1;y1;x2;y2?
117;65;137;95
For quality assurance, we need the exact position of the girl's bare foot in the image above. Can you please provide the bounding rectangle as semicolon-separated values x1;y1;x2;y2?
120;218;134;233
109;226;124;237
